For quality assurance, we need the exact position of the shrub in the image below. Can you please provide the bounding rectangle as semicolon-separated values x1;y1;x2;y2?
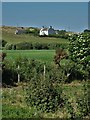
16;42;67;50
2;60;17;86
25;77;63;112
16;42;33;50
84;29;90;33
2;40;7;47
2;55;69;86
61;60;89;82
25;28;39;36
33;43;43;50
15;57;44;82
4;43;13;50
47;65;67;83
2;57;44;85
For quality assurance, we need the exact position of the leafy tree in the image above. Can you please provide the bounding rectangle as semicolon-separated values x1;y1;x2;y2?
69;32;90;79
54;49;67;67
84;29;90;33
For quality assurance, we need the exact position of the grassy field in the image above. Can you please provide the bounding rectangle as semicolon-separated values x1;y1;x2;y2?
2;26;69;44
4;50;55;63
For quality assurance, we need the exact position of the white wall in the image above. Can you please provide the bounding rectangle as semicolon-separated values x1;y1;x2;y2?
39;29;48;35
39;30;44;35
39;27;56;36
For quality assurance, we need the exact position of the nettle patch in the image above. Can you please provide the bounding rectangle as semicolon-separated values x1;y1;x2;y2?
69;33;90;79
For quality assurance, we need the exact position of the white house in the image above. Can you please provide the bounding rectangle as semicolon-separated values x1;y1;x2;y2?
39;26;56;36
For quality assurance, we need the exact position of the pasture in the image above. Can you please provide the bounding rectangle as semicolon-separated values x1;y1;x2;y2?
4;50;55;63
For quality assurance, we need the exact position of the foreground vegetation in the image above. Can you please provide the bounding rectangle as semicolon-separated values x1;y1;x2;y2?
2;53;90;119
2;81;89;119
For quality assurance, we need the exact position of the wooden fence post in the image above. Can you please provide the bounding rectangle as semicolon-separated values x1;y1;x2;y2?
44;65;46;80
18;65;20;83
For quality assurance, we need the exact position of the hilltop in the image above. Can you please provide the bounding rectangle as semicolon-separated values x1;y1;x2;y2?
2;26;69;45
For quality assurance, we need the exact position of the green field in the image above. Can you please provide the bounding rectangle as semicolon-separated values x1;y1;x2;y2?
4;50;55;63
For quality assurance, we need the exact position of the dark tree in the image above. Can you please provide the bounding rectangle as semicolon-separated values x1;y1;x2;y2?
54;49;67;67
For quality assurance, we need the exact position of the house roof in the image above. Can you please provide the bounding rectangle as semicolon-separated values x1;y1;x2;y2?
41;28;48;31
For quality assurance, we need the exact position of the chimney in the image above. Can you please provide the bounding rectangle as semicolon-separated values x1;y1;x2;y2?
49;26;52;28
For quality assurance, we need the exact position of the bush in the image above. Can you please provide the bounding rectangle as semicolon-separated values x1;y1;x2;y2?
2;56;68;86
25;77;63;112
16;42;67;50
16;42;33;50
25;28;39;36
2;40;7;47
2;60;17;86
84;29;90;33
33;43;43;50
15;57;44;82
4;43;13;50
61;60;89;82
47;65;67;83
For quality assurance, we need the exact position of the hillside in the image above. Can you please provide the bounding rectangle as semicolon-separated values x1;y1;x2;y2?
2;26;69;44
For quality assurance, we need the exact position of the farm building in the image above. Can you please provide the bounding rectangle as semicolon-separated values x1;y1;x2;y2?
15;27;25;34
39;26;56;36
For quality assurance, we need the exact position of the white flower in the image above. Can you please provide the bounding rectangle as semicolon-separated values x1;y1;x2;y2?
83;40;85;42
80;50;83;53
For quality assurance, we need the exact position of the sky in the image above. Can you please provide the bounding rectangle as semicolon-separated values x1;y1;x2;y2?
1;0;89;2
2;2;88;32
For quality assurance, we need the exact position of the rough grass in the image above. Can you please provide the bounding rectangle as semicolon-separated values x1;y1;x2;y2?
2;83;41;118
2;81;88;118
